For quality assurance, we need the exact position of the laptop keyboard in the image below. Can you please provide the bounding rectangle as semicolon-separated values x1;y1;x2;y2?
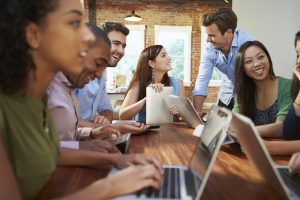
278;168;300;197
137;167;200;199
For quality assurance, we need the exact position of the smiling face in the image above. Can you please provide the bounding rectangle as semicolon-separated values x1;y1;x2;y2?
33;0;95;76
296;40;300;68
67;38;111;88
107;30;127;67
149;47;172;73
243;45;271;81
204;23;233;52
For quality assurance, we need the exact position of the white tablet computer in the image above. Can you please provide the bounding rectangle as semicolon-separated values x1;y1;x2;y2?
146;86;173;125
168;95;204;128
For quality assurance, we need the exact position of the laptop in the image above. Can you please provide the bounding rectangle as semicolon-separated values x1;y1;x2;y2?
111;105;232;200
229;112;300;200
167;95;235;144
146;86;173;125
167;95;204;129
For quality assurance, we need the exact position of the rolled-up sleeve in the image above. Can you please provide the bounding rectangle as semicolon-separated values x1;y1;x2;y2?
192;44;214;97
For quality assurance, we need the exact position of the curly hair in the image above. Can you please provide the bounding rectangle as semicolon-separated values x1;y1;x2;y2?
0;0;59;94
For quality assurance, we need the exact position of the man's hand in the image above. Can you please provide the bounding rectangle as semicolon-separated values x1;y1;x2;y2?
91;125;121;140
90;113;110;125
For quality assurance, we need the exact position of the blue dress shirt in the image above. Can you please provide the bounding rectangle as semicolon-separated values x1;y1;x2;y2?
192;28;254;105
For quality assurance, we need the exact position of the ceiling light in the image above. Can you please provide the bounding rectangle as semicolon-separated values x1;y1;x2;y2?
124;10;142;22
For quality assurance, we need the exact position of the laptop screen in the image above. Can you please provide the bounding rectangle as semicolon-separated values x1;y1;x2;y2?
188;106;232;199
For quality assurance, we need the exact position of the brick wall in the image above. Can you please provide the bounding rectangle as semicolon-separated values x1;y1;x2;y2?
84;0;230;105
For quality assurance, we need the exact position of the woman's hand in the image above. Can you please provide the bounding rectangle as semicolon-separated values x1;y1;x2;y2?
150;83;164;93
114;154;162;173
289;152;300;173
169;104;181;116
294;63;300;80
113;121;149;134
105;164;162;198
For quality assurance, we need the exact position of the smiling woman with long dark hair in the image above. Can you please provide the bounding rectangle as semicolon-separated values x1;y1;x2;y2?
0;0;161;199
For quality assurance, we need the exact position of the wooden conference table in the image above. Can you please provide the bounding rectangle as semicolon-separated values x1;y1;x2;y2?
38;123;289;200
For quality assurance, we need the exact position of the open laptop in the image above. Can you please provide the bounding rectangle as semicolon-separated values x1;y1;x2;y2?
167;95;234;144
111;105;232;200
146;86;173;125
167;95;204;129
230;112;300;200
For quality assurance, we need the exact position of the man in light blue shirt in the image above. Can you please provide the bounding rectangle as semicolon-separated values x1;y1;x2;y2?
77;22;129;125
192;8;253;114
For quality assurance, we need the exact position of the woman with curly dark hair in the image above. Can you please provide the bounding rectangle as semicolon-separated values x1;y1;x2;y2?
0;0;161;199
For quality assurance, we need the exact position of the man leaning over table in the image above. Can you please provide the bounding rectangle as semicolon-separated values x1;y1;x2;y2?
192;8;254;115
47;24;147;152
76;22;129;125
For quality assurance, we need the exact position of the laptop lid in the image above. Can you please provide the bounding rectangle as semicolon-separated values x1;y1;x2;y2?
167;95;204;128
229;112;290;200
146;86;173;125
190;105;232;199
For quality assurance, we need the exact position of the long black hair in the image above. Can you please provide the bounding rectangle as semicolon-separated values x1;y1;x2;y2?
234;40;276;118
291;31;300;101
0;0;59;94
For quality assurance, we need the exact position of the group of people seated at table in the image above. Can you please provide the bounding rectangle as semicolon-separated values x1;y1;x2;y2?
0;0;300;199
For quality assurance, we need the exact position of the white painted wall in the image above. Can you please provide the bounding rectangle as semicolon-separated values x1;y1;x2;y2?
233;0;300;78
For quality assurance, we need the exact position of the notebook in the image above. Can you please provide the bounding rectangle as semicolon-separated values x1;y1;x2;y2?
111;105;232;200
230;112;300;200
167;95;204;129
146;86;173;125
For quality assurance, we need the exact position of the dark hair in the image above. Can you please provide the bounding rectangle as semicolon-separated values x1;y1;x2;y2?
291;31;300;101
101;22;129;36
234;41;276;118
127;45;170;100
0;0;59;94
202;8;237;35
86;23;111;48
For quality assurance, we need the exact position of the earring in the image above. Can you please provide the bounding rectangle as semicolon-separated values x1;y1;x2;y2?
151;68;154;83
79;51;87;57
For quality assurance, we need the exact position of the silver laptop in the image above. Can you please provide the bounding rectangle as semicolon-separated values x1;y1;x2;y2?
146;86;173;125
230;112;300;200
167;95;204;129
111;105;232;200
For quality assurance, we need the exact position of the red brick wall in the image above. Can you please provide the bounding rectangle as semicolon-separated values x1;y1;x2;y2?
84;0;230;104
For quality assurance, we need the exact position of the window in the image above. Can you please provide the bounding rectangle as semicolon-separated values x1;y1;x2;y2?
201;26;221;86
154;25;192;86
106;25;145;90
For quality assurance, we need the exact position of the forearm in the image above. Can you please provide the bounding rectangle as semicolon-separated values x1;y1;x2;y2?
57;148;118;167
99;110;113;122
257;121;283;138
56;178;114;200
119;98;146;120
78;120;100;128
193;95;206;113
267;140;300;156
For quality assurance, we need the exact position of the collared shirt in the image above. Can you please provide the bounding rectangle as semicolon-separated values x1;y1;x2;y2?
47;72;92;142
192;28;254;105
76;76;113;121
